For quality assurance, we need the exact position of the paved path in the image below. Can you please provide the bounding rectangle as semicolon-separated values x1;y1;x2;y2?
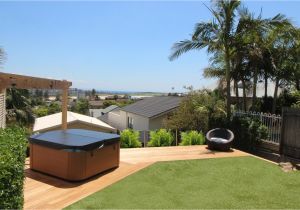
24;145;249;209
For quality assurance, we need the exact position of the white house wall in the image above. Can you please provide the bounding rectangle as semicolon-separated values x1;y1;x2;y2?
107;110;149;131
149;115;167;130
107;110;125;131
125;111;149;131
106;109;170;132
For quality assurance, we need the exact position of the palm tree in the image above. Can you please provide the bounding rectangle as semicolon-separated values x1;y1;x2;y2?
0;48;5;65
169;0;241;119
232;8;292;111
265;24;298;113
291;28;300;91
6;88;35;126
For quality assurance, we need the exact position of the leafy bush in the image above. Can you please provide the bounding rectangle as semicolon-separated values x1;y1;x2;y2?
163;89;226;133
180;130;205;146
71;99;89;115
0;126;27;209
230;116;268;151
291;90;300;108
120;129;141;148
33;106;48;117
148;129;174;147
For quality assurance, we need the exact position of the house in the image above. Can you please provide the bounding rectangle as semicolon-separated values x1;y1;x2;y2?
33;111;116;133
98;105;120;123
89;105;119;119
105;96;182;131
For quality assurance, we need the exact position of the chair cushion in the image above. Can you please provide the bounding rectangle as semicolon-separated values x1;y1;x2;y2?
210;137;228;143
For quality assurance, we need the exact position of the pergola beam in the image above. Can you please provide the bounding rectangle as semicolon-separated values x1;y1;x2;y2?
0;72;72;130
0;72;71;90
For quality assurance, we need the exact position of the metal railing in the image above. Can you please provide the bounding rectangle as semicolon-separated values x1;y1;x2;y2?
234;110;282;144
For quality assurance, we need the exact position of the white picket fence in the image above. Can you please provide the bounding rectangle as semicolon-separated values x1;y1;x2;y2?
234;110;282;144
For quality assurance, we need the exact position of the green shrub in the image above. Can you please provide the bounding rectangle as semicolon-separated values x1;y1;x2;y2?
120;129;141;148
0;126;27;209
163;89;226;133
230;116;268;151
34;106;48;117
148;129;174;147
180;130;205;146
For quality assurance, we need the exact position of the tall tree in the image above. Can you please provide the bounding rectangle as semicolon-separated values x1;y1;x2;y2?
6;88;35;126
266;24;298;113
169;0;241;119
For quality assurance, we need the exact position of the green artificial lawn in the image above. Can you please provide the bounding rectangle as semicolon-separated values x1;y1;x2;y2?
66;157;300;209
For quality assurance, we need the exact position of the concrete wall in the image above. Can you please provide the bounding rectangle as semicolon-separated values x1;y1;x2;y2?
0;89;5;129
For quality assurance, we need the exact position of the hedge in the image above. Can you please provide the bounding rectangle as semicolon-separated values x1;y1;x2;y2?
180;130;205;146
120;129;141;148
148;129;174;147
0;127;27;209
230;116;268;151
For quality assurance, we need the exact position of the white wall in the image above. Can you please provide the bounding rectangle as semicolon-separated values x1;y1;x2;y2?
0;89;6;128
106;109;125;131
107;109;149;131
126;112;149;131
106;109;169;132
149;115;167;130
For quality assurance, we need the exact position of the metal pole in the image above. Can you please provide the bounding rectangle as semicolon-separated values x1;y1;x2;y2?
144;131;146;147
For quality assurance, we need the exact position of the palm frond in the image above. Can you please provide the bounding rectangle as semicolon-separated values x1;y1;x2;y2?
193;22;219;41
169;40;206;61
203;67;225;78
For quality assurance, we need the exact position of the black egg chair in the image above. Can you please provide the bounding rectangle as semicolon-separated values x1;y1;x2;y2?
206;128;234;151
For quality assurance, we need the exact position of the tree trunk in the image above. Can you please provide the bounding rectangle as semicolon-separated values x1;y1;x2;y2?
272;78;279;114
234;80;239;98
296;79;300;91
252;68;258;107
242;79;247;111
264;75;268;98
225;47;231;120
234;79;239;109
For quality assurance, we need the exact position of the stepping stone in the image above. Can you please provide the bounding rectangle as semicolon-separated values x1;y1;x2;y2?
279;162;294;172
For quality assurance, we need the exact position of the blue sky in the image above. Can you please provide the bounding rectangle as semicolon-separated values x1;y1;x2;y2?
0;1;299;92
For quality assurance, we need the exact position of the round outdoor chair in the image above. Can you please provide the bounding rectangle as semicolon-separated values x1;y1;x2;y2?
206;128;234;151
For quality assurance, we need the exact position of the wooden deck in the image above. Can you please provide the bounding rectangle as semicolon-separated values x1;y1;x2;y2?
24;145;249;209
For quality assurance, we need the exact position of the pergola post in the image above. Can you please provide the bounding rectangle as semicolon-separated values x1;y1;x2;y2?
61;81;68;130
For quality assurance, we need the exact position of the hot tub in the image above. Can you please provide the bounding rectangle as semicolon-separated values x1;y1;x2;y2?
29;129;120;181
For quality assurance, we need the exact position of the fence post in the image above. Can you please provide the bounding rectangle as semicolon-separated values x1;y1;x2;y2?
144;131;146;147
176;129;178;146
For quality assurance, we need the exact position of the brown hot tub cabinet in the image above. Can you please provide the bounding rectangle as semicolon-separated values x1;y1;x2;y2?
29;129;120;181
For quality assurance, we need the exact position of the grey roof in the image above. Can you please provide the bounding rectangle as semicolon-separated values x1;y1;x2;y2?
122;96;182;118
102;105;119;114
89;105;119;118
89;109;104;118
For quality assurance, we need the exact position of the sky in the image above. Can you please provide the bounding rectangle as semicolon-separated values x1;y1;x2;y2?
0;1;299;92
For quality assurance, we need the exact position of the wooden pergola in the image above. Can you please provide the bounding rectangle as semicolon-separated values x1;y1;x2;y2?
0;72;72;129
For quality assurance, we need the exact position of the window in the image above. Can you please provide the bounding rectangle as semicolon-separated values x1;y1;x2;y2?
127;116;133;129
